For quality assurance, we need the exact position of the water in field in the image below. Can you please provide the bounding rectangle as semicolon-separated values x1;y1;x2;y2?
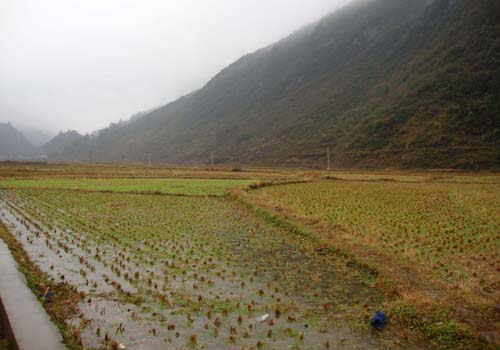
0;189;419;349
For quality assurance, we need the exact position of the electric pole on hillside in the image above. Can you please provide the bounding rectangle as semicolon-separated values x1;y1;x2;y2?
211;152;214;168
327;148;330;170
89;150;94;164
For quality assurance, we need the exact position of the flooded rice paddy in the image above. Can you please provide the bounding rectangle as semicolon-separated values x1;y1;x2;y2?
0;188;413;349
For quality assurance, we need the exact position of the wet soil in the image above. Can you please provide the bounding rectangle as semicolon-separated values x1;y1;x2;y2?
0;189;422;349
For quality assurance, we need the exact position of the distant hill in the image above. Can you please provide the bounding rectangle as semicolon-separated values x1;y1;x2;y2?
41;130;88;161
42;107;161;162
17;126;55;147
0;123;37;160
45;0;500;169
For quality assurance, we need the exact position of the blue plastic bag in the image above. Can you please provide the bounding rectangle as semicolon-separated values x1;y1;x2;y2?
370;310;387;330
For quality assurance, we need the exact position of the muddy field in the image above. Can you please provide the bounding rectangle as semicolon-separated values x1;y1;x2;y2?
0;188;395;350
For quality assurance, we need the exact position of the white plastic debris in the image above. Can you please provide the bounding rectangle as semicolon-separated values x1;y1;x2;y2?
256;314;269;322
118;344;127;350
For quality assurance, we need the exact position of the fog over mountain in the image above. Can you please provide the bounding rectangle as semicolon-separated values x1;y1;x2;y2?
16;125;55;147
0;0;350;133
38;0;500;169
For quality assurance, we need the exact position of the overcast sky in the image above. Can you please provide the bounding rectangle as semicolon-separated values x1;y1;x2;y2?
0;0;351;134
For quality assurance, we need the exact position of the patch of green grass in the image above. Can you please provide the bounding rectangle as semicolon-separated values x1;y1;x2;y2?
0;178;254;196
436;175;500;184
387;301;472;349
425;320;471;345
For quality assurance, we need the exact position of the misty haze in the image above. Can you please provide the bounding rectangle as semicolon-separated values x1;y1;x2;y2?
1;0;350;134
0;1;499;350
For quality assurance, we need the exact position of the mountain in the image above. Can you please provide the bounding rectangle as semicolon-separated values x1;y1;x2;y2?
45;0;500;169
17;126;55;147
42;107;162;162
41;130;89;161
0;123;37;160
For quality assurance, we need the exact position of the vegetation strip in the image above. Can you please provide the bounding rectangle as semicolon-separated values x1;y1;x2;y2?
0;178;255;197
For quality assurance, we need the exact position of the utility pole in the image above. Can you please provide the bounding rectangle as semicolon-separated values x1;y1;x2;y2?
327;148;330;171
211;152;214;168
89;150;93;164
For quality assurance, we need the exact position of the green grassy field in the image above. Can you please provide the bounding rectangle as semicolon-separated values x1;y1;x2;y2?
0;177;254;196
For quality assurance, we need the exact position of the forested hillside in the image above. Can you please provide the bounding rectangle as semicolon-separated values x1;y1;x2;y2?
45;0;500;169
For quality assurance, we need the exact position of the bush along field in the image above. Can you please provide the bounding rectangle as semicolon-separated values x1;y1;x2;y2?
0;172;497;349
